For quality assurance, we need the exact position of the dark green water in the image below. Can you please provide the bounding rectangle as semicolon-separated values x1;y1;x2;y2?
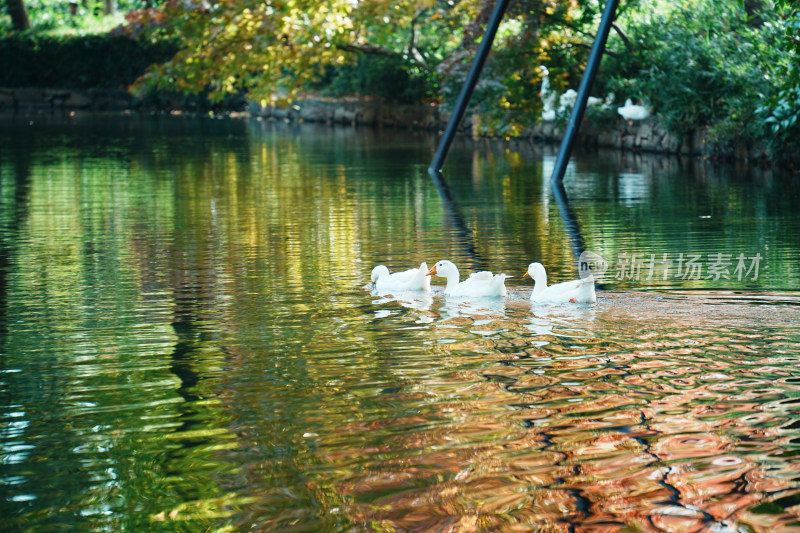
1;113;800;531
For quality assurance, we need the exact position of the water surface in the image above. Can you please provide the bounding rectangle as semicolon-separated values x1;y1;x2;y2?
1;113;800;531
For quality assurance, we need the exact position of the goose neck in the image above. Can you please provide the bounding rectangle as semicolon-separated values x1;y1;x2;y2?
443;266;460;292
532;270;548;294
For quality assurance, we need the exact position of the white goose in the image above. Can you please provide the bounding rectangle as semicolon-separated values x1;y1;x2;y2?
524;262;596;304
371;262;432;293
539;66;557;122
427;260;508;298
617;98;650;121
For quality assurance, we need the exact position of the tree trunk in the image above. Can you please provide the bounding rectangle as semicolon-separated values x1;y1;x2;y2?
5;0;31;30
744;0;766;27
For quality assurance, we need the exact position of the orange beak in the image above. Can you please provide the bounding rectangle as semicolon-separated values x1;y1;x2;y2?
523;271;530;278
426;265;437;276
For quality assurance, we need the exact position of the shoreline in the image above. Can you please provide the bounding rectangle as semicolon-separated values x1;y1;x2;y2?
0;87;776;165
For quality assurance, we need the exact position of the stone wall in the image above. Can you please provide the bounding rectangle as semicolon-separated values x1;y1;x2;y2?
1;89;772;163
252;99;772;162
0;87;133;111
253;99;441;131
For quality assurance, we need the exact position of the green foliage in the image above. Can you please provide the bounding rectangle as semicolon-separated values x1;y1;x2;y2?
123;0;465;105
311;54;435;104
755;7;800;160
599;0;795;158
0;33;177;89
121;0;618;110
758;79;800;161
1;0;152;35
436;0;609;136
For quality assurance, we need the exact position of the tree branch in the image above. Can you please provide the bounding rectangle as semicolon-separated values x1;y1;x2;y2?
611;22;631;50
334;42;400;58
558;41;620;59
407;7;429;67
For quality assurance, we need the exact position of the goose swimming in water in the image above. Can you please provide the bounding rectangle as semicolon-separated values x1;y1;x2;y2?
427;260;509;298
371;262;432;293
524;262;596;304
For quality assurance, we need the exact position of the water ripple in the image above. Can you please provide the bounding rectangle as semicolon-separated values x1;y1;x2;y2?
303;290;800;531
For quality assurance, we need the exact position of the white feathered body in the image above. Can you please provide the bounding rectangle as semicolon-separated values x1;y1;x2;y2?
371;262;432;293
526;262;596;304
429;260;508;298
617;98;650;121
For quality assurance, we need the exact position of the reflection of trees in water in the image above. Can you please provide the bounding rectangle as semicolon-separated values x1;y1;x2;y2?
440;137;799;291
4;116;800;530
0;122;34;344
0;114;247;529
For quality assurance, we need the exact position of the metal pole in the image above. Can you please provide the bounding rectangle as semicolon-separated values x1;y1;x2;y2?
550;0;619;185
429;0;512;174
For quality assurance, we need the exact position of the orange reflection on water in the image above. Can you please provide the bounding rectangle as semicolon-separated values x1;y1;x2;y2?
272;292;800;531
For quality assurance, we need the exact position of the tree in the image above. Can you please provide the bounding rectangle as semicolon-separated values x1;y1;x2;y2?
129;0;462;104
124;0;796;161
5;0;31;30
103;0;117;16
127;0;594;108
755;0;800;160
744;0;767;27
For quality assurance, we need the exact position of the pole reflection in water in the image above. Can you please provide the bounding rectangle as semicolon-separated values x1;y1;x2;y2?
428;167;486;270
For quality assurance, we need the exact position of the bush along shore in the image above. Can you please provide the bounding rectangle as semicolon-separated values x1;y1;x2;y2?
2;0;797;169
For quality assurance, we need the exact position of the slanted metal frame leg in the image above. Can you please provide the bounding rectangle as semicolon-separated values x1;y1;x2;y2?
429;0;512;174
550;0;620;185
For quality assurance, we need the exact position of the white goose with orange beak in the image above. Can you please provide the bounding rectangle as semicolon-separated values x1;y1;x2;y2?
427;260;508;298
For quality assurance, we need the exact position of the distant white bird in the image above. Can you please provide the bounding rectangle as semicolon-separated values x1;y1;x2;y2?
539;66;557;122
427;260;509;298
540;65;610;122
371;262;432;293
540;66;608;121
555;89;606;115
524;262;596;304
558;89;578;116
617;98;650;121
601;92;616;110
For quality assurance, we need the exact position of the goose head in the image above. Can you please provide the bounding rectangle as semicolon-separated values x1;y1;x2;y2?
427;260;457;278
523;262;547;282
371;265;390;284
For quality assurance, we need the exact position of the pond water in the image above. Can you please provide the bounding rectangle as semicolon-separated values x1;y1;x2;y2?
2;112;800;532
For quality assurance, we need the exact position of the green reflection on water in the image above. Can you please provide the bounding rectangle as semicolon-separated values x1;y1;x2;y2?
1;113;799;531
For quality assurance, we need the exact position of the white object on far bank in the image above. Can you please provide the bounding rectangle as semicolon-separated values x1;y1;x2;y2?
617;98;650;121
